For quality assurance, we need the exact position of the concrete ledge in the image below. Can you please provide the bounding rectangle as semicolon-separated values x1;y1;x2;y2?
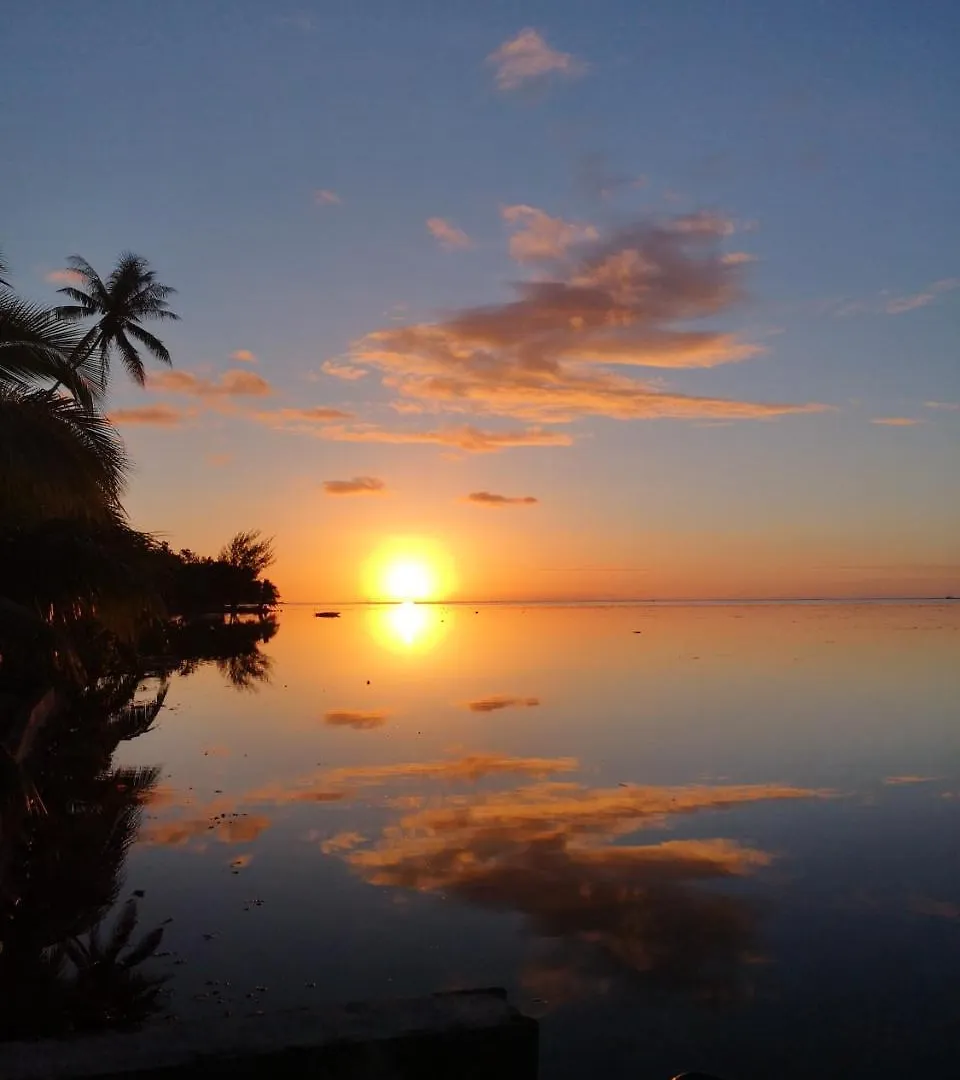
0;988;538;1080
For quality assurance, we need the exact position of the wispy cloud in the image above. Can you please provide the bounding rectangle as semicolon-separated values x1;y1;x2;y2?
465;695;540;713
465;491;539;507
870;417;924;427
351;212;824;425
248;406;354;432
488;28;585;91
148;369;273;398
110;404;187;426
44;268;84;286
322;360;368;381
427;217;472;250
314;189;342;205
501;204;598;263
318;424;574;453
324;710;388;730
925;400;960;411
230;349;257;363
323;753;579;787
323;476;386;496
206;452;233;467
885;278;960;315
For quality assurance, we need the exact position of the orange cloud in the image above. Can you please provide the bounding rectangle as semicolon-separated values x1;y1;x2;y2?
502;204;597;263
230;349;257;363
253;406;355;430
44;269;84;285
334;778;824;1000
143;810;271;847
465;491;538;507
315;189;341;205
870;417;924;427
324;710;389;729
317;424;573;453
148;369;272;398
206;452;233;467
322;360;368;381
884;775;938;785
323;476;386;496
110;405;187;426
351;214;825;425
321;831;367;854
427;218;471;250
323;753;578;787
465;695;540;713
488;28;585;91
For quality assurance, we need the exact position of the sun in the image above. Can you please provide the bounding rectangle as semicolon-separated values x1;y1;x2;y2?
384;559;433;602
362;536;456;602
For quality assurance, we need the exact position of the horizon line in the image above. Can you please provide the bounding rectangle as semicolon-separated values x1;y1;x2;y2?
281;594;958;607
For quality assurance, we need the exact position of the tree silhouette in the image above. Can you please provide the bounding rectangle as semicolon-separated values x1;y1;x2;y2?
55;253;179;388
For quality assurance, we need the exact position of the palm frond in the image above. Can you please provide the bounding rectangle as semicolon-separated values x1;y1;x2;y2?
0;388;129;528
0;294;99;407
125;323;172;365
113;330;146;385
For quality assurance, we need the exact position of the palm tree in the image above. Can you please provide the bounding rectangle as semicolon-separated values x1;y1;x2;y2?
55;253;179;388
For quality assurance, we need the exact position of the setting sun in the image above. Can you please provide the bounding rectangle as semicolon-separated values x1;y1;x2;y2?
384;559;433;602
362;537;456;602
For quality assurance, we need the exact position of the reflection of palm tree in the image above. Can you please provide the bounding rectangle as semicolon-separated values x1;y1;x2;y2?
0;674;168;1040
46;899;168;1032
54;253;179;388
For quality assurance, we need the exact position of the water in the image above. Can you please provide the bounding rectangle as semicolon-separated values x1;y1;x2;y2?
29;604;960;1075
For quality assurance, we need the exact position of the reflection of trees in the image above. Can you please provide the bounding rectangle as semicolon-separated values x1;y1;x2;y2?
341;781;812;1007
0;675;169;1039
148;614;277;690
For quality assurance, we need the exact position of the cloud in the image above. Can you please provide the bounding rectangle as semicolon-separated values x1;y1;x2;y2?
465;491;538;507
925;401;960;411
350;213;825;425
323;753;578;787
427;218;472;250
870;417;924;427
466;695;540;713
321;831;367;854
148;369;273;398
885;278;960;315
206;452;233;467
230;349;257;363
323;476;386;496
324;710;388;730
501;204;598;263
318;424;573;453
110;404;186;426
44;269;84;285
884;775;938;785
314;189;341;205
488;28;585;91
322;360;368;381
252;406;354;429
143;807;272;847
333;779;823;1001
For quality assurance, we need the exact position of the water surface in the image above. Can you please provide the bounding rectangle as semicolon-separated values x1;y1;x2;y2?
113;603;960;1077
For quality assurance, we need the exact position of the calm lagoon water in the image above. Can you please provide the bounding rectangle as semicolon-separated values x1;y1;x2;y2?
114;602;960;1078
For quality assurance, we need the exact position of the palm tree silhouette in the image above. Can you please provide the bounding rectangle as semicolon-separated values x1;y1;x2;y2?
55;253;179;388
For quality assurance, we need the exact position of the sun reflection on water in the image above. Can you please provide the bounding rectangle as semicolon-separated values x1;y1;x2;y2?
369;601;448;654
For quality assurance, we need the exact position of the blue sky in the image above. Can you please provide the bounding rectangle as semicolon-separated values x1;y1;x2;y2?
3;1;959;599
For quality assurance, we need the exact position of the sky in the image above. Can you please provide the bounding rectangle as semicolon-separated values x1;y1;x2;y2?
3;0;959;601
